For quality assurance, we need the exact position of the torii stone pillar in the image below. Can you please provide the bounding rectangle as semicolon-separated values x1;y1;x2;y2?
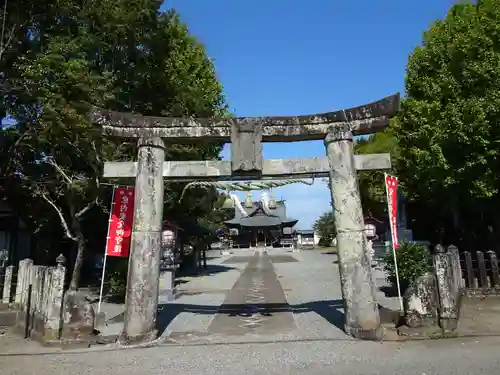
92;93;399;342
325;126;382;340
122;137;166;342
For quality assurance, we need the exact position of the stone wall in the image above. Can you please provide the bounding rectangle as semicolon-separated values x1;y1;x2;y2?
12;255;67;342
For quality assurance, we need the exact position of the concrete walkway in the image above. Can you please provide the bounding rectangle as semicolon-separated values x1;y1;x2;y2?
0;247;401;353
207;252;296;336
4;248;500;374
101;247;400;344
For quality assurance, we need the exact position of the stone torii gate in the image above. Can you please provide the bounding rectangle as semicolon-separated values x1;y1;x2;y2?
91;93;400;342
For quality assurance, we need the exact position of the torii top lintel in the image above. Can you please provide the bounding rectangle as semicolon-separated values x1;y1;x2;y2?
90;93;400;142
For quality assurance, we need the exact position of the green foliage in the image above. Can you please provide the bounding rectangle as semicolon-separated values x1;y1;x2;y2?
313;211;336;246
393;0;500;248
198;194;234;231
104;258;129;302
318;235;333;247
354;127;400;219
382;242;431;291
0;1;228;287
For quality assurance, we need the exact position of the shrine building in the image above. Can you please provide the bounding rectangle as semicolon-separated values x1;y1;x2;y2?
224;200;297;248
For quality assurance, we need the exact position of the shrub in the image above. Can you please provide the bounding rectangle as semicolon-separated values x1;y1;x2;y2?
104;258;129;302
318;235;333;247
382;242;431;292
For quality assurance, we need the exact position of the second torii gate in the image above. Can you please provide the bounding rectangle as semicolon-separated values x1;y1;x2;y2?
90;93;400;342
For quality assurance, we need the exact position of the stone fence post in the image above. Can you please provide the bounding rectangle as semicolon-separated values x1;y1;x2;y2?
2;265;14;304
30;265;46;319
447;245;464;289
45;254;67;340
15;258;33;307
433;245;461;332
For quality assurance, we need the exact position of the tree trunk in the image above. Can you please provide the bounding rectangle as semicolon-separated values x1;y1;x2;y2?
69;231;86;291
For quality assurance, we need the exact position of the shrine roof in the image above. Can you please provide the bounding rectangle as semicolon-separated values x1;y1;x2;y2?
224;200;298;228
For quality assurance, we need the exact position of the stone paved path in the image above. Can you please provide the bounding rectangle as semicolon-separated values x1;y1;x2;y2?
207;251;296;335
0;247;402;354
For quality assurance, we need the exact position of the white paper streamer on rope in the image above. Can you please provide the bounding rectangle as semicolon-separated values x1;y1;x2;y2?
260;191;273;216
230;193;249;217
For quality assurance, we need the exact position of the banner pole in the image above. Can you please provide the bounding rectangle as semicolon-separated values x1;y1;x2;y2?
385;173;404;312
98;185;117;314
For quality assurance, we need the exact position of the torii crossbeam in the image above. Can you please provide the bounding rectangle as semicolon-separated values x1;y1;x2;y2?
92;93;400;343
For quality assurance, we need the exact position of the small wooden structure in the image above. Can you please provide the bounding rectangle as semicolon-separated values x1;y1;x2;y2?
296;229;316;249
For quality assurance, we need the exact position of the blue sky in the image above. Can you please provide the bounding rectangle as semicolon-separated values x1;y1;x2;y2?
161;0;456;228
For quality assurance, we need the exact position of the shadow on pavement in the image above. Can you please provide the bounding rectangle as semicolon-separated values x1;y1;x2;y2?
155;299;346;334
175;264;237;278
105;300;396;337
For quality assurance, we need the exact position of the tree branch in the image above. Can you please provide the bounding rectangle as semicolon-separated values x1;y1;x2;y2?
45;157;73;185
0;24;16;62
91;141;101;189
40;192;77;241
1;127;32;178
75;198;97;219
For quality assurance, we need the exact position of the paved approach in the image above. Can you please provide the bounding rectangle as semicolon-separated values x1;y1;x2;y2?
208;252;296;335
2;248;500;374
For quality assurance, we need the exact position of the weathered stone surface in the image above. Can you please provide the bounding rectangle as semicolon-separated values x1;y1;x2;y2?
2;265;14;304
95;93;400;345
62;290;96;340
325;127;381;340
122;137;165;341
447;245;463;289
11;255;67;342
45;256;66;335
92;94;400;141
103;154;391;180
15;258;33;306
230;120;263;175
403;272;438;328
434;245;461;332
488;251;500;287
158;270;176;304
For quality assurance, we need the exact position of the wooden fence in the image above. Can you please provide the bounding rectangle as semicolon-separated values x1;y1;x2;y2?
459;250;500;295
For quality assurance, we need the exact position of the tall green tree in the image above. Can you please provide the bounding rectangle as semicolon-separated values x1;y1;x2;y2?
313;211;337;246
1;1;228;288
354;129;399;220
393;0;500;248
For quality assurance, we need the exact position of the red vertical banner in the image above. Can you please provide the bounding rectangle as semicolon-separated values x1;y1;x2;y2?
385;174;399;248
106;186;135;257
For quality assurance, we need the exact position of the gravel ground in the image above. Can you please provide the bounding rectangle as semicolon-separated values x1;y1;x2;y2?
161;251;246;334
272;249;347;340
2;335;500;374
100;250;247;336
